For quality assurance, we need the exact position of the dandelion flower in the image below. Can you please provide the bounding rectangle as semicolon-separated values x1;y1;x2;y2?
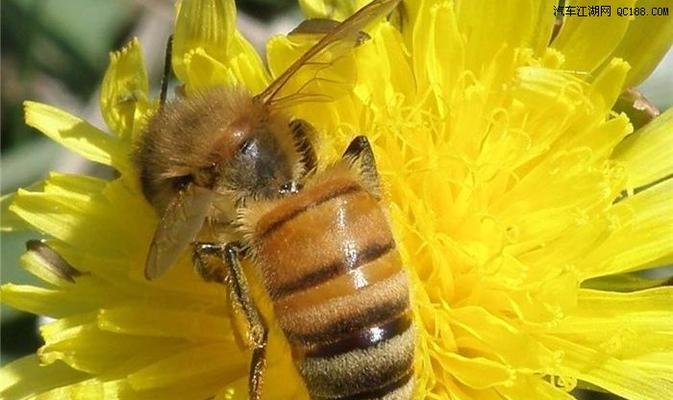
2;0;673;399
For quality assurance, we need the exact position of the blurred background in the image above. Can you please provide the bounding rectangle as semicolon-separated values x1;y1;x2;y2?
1;1;672;399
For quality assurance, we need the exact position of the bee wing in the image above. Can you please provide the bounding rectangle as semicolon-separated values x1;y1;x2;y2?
256;0;400;106
289;18;342;35
145;183;214;280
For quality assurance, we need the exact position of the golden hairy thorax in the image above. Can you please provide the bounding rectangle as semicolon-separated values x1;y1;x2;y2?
134;87;300;211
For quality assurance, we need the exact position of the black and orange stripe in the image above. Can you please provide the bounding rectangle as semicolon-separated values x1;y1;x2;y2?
251;174;414;399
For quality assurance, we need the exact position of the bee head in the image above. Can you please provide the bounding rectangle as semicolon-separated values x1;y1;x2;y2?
213;111;304;202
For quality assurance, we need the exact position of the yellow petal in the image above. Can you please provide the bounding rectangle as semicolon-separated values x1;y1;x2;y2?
578;177;673;278
528;0;557;55
39;317;187;375
9;189;131;254
449;307;560;370
541;334;673;400
374;23;415;102
28;377;222;400
551;0;637;72
588;58;630;113
410;2;464;99
173;0;236;82
606;0;673;86
30;379;108;400
127;343;245;391
2;174;106;233
226;33;269;93
215;361;309;400
2;191;36;232
575;287;672;316
348;22;416;111
613;107;673;190
441;353;514;389
98;306;233;341
582;272;673;292
554;289;673;361
456;0;535;70
99;37;153;140
299;0;370;20
43;173;107;200
498;375;577;400
631;352;673;377
181;47;235;90
1;283;99;318
0;356;88;400
173;0;267;91
23;102;131;174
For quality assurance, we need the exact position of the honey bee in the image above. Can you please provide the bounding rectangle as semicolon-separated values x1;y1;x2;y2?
134;1;412;399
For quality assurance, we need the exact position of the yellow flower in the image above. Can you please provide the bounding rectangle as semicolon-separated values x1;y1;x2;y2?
2;0;673;399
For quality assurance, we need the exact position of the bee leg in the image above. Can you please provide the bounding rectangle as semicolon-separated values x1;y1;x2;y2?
220;242;268;400
159;34;174;108
343;135;381;198
289;119;318;175
193;241;268;400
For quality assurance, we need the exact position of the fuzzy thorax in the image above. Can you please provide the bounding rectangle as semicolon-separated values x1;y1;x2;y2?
134;86;303;213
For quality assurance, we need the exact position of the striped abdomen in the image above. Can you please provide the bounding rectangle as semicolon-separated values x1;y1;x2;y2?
253;177;414;399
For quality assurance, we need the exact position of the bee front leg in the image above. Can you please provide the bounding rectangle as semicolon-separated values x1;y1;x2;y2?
193;241;268;400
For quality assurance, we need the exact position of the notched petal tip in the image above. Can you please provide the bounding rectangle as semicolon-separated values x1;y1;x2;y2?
589;57;630;112
172;0;267;93
100;37;151;140
607;0;673;86
613;107;673;190
1;191;36;232
172;0;237;83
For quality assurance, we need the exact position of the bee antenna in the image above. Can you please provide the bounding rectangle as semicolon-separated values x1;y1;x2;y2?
160;35;174;108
